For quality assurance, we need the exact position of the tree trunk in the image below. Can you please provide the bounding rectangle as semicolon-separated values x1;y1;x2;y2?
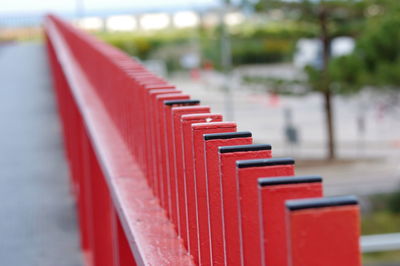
324;90;335;160
319;4;336;160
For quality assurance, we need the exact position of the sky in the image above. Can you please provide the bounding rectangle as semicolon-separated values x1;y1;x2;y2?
0;0;220;16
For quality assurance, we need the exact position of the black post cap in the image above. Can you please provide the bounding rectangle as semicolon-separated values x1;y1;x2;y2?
236;157;294;168
286;195;358;211
219;144;272;154
164;99;200;106
204;131;252;140
258;175;322;187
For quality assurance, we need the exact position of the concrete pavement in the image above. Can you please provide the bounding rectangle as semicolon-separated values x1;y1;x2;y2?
0;43;83;266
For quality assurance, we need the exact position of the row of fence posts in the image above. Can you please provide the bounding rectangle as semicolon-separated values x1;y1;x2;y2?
45;15;361;266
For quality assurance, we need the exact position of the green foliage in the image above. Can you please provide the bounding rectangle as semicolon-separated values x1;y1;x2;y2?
230;20;318;39
387;187;400;214
242;75;306;95
230;38;293;65
357;8;400;88
323;3;400;91
362;211;400;235
98;21;317;70
329;1;400;92
210;21;315;68
362;188;400;235
363;250;400;264
96;29;196;60
247;0;370;95
361;188;400;263
255;0;366;35
252;0;400;95
329;54;365;94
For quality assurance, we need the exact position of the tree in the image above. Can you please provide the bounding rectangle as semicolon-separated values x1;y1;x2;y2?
330;0;400;94
254;0;366;160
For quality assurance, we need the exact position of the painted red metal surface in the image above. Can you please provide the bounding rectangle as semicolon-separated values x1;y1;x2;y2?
145;88;179;192
236;158;295;265
45;14;362;266
45;16;195;266
112;209;137;266
218;145;272;266
88;139;116;266
258;176;323;266
142;85;175;184
133;82;172;172
171;107;210;247
203;132;253;265
191;122;237;265
147;89;180;198
154;92;186;202
286;196;361;266
181;114;223;264
163;100;200;230
156;93;190;212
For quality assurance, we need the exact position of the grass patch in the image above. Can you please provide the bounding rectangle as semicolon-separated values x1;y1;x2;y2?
361;191;400;264
362;211;400;235
363;250;400;265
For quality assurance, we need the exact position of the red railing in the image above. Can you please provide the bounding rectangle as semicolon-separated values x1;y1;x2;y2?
44;15;362;266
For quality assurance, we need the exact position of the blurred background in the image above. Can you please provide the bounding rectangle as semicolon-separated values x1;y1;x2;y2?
1;0;400;265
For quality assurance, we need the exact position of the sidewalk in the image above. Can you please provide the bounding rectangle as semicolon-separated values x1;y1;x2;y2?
0;43;82;266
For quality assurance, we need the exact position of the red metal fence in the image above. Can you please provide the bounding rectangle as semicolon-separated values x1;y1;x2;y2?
44;15;362;266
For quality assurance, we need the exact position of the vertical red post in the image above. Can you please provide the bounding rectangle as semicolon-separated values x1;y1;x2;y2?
122;77;164;163
286;196;361;266
112;210;137;266
192;122;239;265
146;89;180;196
172;107;210;245
258;176;323;266
134;78;169;167
203;132;253;265
218;144;272;266
141;84;174;180
87;139;116;266
80;123;95;254
155;94;190;212
180;113;223;263
236;158;295;265
163;99;200;229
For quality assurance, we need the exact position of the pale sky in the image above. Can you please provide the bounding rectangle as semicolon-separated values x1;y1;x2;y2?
0;0;220;15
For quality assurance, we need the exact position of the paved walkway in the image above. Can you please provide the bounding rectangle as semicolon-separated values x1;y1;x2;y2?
0;43;82;266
